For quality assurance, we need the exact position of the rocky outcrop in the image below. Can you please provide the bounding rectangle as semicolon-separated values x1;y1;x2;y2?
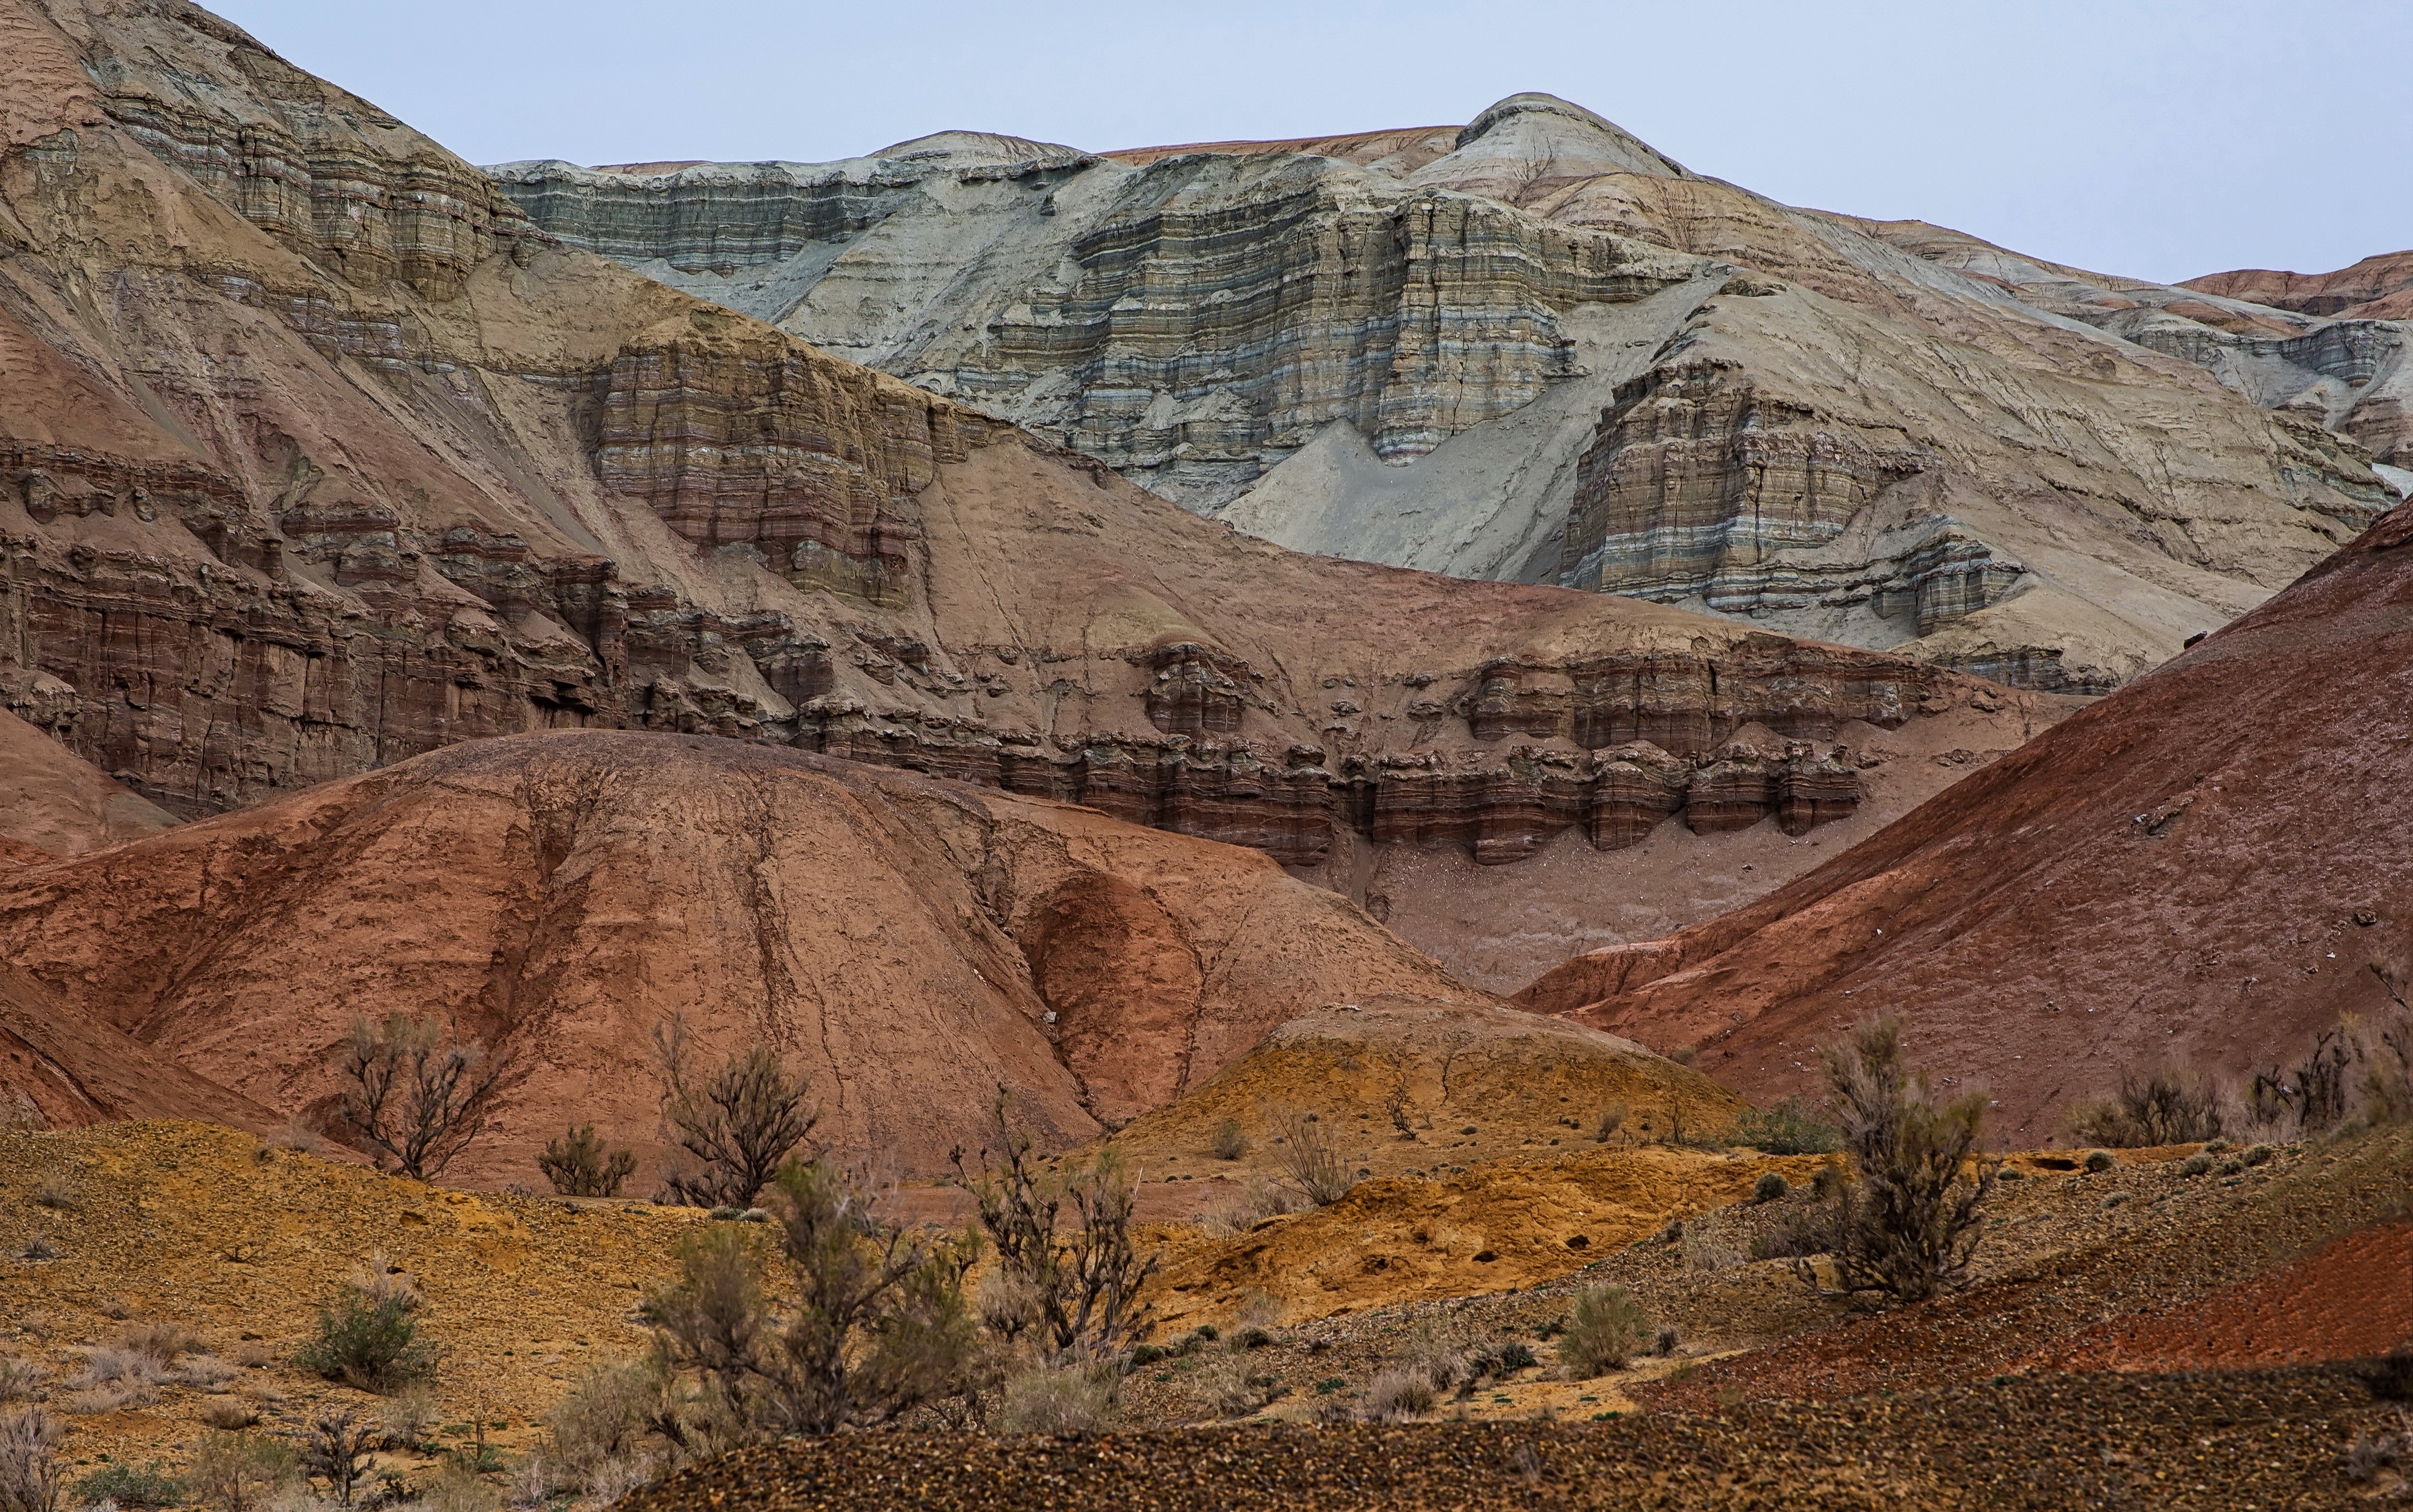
495;96;2395;693
1516;496;2413;1141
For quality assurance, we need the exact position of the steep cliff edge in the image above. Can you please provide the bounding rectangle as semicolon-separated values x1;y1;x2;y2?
494;94;2396;694
1515;498;2413;1140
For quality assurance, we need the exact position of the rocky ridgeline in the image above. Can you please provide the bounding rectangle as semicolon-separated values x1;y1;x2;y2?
494;97;2404;693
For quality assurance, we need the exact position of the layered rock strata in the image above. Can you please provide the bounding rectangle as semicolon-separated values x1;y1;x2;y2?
0;0;2041;896
494;97;2397;692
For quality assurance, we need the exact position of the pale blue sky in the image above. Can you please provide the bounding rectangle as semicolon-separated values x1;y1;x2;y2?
210;0;2411;285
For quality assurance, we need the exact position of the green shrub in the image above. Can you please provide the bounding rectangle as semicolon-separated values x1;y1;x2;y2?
1750;1171;1790;1204
1729;1097;1843;1156
2179;1153;2214;1178
2243;1144;2275;1167
1555;1284;1650;1378
2083;1150;2115;1173
70;1461;183;1509
1496;1341;1537;1370
294;1291;438;1391
2061;1066;2223;1148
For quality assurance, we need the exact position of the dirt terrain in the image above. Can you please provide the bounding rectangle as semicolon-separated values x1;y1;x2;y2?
1524;496;2413;1138
4;1120;2403;1510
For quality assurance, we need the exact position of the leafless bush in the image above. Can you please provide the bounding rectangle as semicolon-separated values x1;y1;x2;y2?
1360;1367;1434;1423
1789;1018;1998;1305
0;1362;39;1406
2062;1065;2225;1147
652;1018;817;1209
1197;1178;1304;1238
1653;1326;1682;1358
538;1125;638;1198
1593;1102;1627;1144
1556;1284;1650;1377
17;1238;53;1263
583;1454;658;1508
953;1095;1160;1366
2345;1415;2407;1484
973;1268;1043;1343
335;1013;507;1180
299;1405;380;1508
30;1171;75;1212
0;1407;62;1512
645;1157;975;1435
187;1430;293;1512
1271;1108;1351;1206
276;1118;328;1157
992;1366;1116;1435
1207;1119;1248;1162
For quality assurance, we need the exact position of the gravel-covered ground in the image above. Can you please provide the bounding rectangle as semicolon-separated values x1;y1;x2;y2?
626;1365;2405;1511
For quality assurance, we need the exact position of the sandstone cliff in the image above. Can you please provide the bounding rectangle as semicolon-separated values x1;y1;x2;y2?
0;729;1522;1180
1513;496;2413;1140
0;1;2065;988
493;95;2399;694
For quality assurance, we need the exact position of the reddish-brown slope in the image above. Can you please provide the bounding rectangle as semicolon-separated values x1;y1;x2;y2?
1519;501;2413;1141
0;961;274;1133
0;708;179;857
2184;250;2413;321
0;730;1488;1185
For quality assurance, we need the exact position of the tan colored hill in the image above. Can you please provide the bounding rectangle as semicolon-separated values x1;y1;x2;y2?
0;729;1522;1181
1517;498;2413;1140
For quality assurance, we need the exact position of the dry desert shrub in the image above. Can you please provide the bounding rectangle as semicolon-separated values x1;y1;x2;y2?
1556;1284;1651;1378
1208;1118;1248;1162
2063;1064;2225;1147
1593;1102;1627;1144
418;1460;500;1512
583;1453;658;1508
953;1098;1158;1366
187;1429;294;1512
647;1158;976;1435
335;1012;507;1180
29;1170;76;1212
1192;1353;1275;1419
16;1237;55;1263
175;1354;236;1391
1790;1018;1999;1305
1360;1367;1435;1423
70;1347;162;1392
299;1404;378;1508
231;1342;276;1370
1395;1324;1469;1394
345;1251;422;1312
0;1362;39;1406
199;1398;259;1430
275;1118;329;1156
117;1322;203;1367
538;1125;638;1198
1271;1108;1351;1206
0;1406;57;1512
376;1384;438;1451
652;1016;818;1210
991;1366;1115;1435
1680;1211;1748;1273
1197;1178;1304;1237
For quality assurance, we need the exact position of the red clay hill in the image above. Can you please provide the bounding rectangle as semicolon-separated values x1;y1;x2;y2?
0;729;1520;1184
1519;498;2413;1142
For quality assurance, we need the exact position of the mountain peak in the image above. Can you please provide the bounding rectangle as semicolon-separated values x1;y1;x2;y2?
1446;92;1690;179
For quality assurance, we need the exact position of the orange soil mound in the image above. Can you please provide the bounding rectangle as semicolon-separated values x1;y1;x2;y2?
0;1120;687;1469
1098;998;1740;1185
2024;1220;2413;1373
0;731;1481;1182
1147;1145;1826;1331
1524;499;2413;1139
